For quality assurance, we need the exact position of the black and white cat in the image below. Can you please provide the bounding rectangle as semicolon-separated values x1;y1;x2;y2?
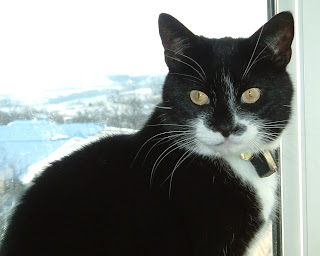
0;12;294;256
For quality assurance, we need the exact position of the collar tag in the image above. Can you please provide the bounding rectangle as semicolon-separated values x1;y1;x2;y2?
240;150;277;178
261;150;277;177
240;152;254;160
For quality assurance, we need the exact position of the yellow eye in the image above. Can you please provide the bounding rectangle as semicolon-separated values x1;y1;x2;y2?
241;88;261;104
190;90;210;105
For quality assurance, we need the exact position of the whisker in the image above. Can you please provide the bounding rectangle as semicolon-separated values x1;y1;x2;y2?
263;120;289;125
130;130;190;168
257;132;280;142
262;126;287;130
147;123;193;128
244;54;272;77
165;55;206;82
243;35;279;78
259;130;282;136
262;124;287;128
150;136;194;183
183;78;207;87
160;145;193;186
258;130;280;136
263;122;288;126
168;150;193;199
150;137;194;187
142;132;193;166
165;48;207;79
168;72;204;82
154;106;172;110
250;140;264;154
242;25;264;80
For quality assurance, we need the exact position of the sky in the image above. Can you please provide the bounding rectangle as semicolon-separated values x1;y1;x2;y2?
0;0;267;101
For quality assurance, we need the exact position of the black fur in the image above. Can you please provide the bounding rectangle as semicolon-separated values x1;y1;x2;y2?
0;12;294;256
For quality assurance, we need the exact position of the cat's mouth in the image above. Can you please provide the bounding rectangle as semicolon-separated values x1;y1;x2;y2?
215;139;234;146
191;117;267;156
193;137;247;156
213;139;245;152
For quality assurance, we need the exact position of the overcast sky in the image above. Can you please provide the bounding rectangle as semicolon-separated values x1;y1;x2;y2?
0;0;266;101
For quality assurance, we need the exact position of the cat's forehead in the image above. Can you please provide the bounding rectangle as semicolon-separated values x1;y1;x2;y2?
209;70;237;98
197;37;248;79
209;37;242;56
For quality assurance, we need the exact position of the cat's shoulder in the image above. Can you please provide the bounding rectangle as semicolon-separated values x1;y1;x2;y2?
28;133;139;194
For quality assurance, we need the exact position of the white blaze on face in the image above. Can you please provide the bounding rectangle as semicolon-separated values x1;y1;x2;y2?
192;117;260;157
222;72;237;113
191;72;257;156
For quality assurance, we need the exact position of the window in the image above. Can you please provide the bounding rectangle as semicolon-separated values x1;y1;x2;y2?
0;1;280;255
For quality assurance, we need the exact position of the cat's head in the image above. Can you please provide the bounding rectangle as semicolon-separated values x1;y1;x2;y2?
157;12;294;157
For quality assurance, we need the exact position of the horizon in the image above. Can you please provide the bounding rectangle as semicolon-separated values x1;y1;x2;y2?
0;0;266;102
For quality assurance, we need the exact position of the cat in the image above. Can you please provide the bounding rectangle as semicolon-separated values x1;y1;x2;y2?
0;12;294;256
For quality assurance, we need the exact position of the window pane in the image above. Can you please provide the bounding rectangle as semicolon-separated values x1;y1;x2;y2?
0;1;273;255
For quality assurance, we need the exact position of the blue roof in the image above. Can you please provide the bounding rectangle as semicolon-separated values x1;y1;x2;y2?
0;120;102;180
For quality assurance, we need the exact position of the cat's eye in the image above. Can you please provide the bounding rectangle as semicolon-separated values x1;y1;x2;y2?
241;88;261;104
190;90;210;106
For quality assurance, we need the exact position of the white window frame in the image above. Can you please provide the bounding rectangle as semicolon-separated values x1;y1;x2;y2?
277;0;320;255
278;0;307;254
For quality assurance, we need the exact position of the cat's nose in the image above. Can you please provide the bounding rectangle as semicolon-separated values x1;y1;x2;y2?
217;124;247;138
217;126;233;138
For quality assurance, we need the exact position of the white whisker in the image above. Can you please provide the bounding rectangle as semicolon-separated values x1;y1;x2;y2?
263;120;289;125
263;125;287;129
147;123;193;128
244;54;271;77
142;132;193;166
165;48;207;79
243;35;280;78
150;137;194;187
168;72;204;82
242;25;264;80
250;140;264;154
168;150;193;199
165;55;206;82
183;78;207;87
154;106;172;110
130;130;191;168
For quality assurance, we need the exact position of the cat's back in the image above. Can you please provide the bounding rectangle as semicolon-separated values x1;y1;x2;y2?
1;133;185;256
26;133;144;203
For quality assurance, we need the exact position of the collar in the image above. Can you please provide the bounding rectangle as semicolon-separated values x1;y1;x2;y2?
240;150;278;178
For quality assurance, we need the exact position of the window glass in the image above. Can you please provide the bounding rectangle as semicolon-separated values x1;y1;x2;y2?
0;0;272;254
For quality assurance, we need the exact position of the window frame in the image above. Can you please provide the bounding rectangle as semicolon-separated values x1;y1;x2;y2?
273;0;309;255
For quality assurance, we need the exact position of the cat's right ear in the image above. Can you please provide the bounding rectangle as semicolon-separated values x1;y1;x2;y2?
158;14;195;68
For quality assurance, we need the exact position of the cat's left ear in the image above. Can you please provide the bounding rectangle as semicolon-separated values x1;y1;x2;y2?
158;14;195;68
250;12;294;68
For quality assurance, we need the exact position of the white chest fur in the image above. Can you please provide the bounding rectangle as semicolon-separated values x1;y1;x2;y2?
222;155;279;255
223;155;279;222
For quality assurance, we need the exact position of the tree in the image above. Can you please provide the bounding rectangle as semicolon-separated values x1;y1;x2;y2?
0;154;27;242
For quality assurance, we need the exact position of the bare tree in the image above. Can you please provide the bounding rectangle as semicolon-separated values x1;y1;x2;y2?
0;153;27;242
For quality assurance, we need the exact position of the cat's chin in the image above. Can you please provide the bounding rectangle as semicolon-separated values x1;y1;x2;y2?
191;135;282;159
191;118;261;157
191;140;252;158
